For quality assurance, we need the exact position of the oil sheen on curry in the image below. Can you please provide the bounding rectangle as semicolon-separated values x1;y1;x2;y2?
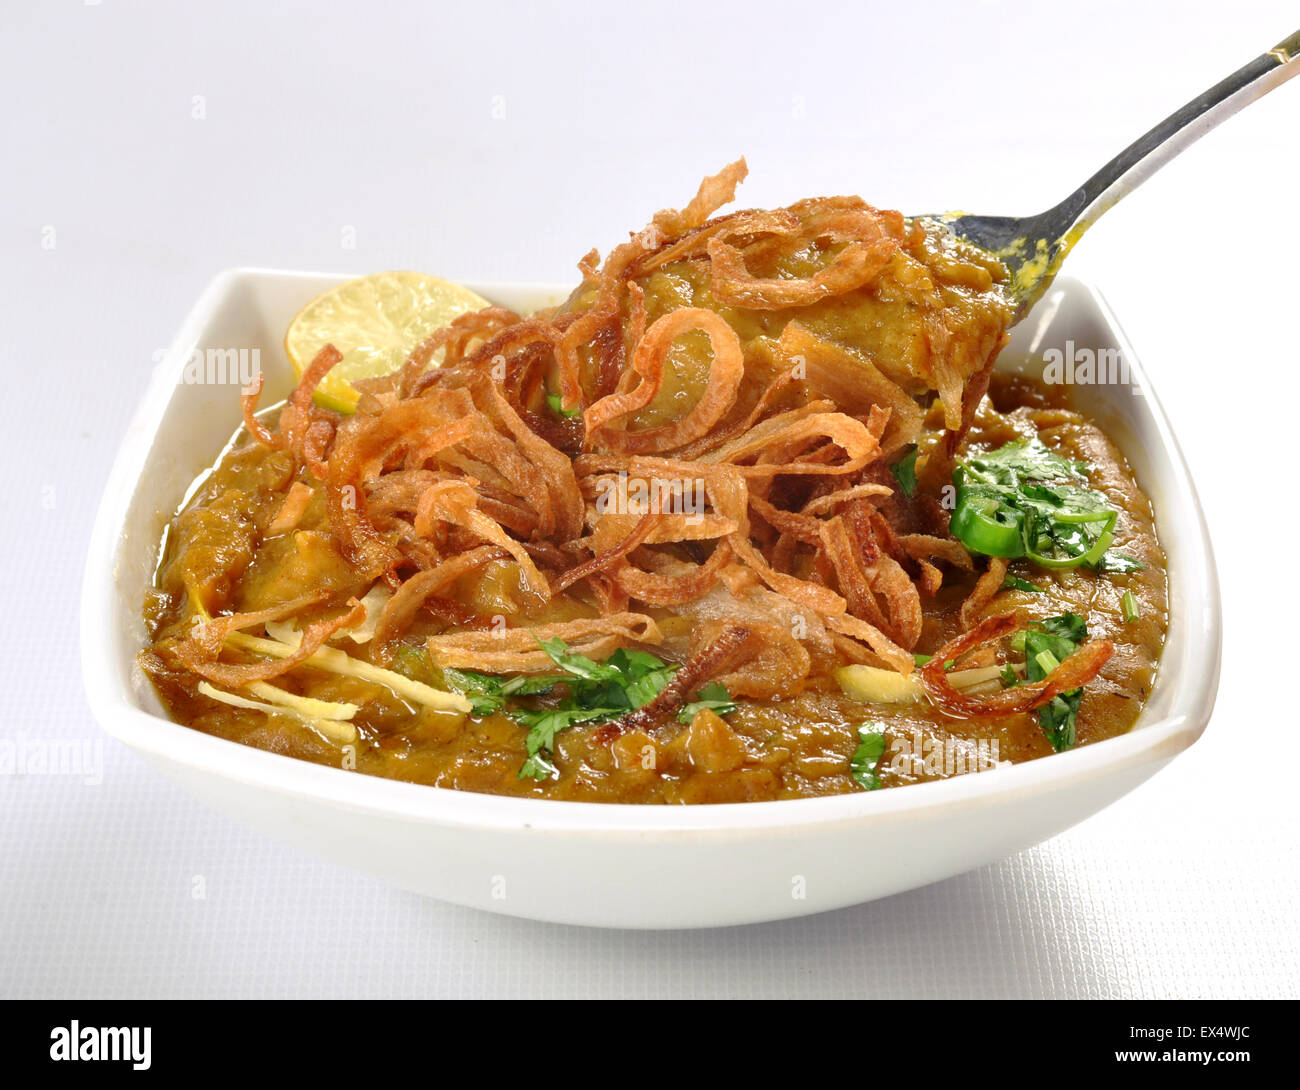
142;160;1167;804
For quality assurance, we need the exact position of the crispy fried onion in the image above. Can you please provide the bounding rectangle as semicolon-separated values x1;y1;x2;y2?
425;613;662;674
241;345;342;477
324;370;582;577
653;158;749;237
708;468;915;672
636;209;798;275
920;613;1114;718
584;307;744;454
414;480;551;606
610;540;735;606
819;513;921;651
552;512;658;595
707;204;903;309
705;617;811;700
370;545;506;664
241;372;278;449
699;404;881;475
266;482;315;537
173;595;365;688
959;557;1009;630
398;305;521;396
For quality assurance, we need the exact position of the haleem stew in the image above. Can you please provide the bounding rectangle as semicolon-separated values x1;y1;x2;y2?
141;161;1166;803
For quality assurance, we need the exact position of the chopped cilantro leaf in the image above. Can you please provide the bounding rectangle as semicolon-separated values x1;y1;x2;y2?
850;724;888;791
518;752;559;781
497;640;736;780
890;446;919;498
515;703;625;779
1037;690;1083;752
1001;573;1043;593
536;635;626;684
441;667;507;716
677;681;738;724
966;439;1090;480
448;638;741;780
1032;612;1088;644
1090;550;1144;574
499;674;565;698
1019;612;1091;752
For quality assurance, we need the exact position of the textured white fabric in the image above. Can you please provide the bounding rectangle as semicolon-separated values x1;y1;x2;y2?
1;0;1297;998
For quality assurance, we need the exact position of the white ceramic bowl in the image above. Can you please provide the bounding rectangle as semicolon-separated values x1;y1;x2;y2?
81;269;1221;929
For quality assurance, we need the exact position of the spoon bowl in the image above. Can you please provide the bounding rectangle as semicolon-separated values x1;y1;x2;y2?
926;29;1299;322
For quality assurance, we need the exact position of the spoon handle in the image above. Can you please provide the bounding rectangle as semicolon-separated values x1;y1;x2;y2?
1058;29;1300;236
957;29;1300;320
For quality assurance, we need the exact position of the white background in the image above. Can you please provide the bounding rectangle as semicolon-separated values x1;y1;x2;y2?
1;0;1297;998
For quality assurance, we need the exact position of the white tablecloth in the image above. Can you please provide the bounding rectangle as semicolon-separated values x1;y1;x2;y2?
2;0;1296;998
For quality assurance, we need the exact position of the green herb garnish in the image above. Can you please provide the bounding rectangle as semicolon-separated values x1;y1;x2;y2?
546;393;579;417
442;667;507;715
1001;573;1043;593
677;681;738;724
850;725;888;791
1091;550;1144;574
1018;612;1090;752
890;446;919;498
950;439;1118;570
1032;612;1089;644
515;705;618;781
1034;649;1062;675
913;654;956;670
510;641;677;779
442;667;563;716
1121;590;1140;623
451;639;737;781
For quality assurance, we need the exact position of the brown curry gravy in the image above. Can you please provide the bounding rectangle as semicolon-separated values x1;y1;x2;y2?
142;372;1166;804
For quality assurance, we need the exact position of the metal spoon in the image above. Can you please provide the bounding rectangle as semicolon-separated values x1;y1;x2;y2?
931;29;1300;322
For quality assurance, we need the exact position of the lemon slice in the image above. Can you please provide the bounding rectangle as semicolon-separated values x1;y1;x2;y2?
284;271;490;412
